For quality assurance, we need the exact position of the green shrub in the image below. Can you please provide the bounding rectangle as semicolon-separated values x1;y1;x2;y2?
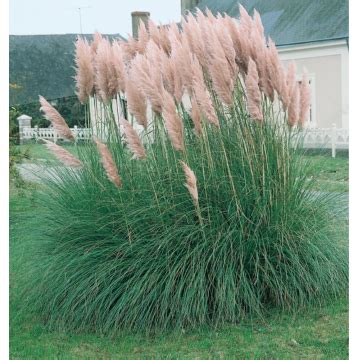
24;115;347;334
23;8;348;334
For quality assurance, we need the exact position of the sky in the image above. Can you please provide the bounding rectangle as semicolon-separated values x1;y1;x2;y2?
10;0;181;36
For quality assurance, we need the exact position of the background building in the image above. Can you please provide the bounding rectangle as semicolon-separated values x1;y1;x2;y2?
180;0;349;129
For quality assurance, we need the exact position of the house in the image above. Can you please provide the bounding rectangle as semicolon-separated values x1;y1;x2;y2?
180;0;349;129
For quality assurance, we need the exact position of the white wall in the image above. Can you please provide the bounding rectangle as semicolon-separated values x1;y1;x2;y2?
278;40;349;129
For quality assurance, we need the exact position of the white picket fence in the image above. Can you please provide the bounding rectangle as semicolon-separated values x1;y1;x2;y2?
20;123;349;158
300;124;349;157
21;125;92;143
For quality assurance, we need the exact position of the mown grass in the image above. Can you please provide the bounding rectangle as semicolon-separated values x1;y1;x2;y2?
10;171;348;359
17;143;77;163
304;150;348;193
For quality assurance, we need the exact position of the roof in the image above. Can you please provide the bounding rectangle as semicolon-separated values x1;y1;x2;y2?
195;0;349;46
10;33;124;106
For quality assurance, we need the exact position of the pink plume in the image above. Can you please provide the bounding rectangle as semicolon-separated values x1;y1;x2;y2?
190;96;202;136
111;41;127;93
224;14;250;75
91;32;103;55
206;24;234;106
214;18;238;81
191;57;219;127
94;38;117;103
39;96;75;141
74;37;95;104
120;118;146;159
180;160;199;206
43;140;82;168
137;20;149;54
299;72;311;127
288;83;300;127
131;50;163;114
245;59;263;121
94;137;122;187
266;38;284;97
183;13;208;68
125;71;148;128
161;90;184;151
282;61;297;110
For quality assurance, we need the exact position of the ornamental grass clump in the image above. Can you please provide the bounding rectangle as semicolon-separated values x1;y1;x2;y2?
26;5;348;334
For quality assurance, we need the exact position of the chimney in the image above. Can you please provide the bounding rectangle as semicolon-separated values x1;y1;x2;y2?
181;0;200;15
131;11;150;39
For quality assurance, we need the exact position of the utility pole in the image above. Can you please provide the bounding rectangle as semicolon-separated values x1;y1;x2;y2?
77;6;91;34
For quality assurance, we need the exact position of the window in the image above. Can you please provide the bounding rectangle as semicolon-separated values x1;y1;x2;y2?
297;74;316;127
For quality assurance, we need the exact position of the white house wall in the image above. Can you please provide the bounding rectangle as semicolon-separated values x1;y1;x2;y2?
278;40;349;129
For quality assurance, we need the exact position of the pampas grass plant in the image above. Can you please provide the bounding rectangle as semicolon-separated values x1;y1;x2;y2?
25;5;348;334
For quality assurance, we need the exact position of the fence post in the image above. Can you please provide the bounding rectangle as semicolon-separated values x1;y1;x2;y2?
73;125;78;143
34;125;39;142
17;114;32;144
53;129;58;144
331;123;337;158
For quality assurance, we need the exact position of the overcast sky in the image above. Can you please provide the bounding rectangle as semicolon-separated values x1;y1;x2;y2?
10;0;181;36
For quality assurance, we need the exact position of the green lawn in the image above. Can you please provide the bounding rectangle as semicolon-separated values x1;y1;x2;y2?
18;143;76;163
10;148;349;358
304;152;349;193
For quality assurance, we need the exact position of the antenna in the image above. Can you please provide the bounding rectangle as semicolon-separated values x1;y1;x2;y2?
77;6;91;34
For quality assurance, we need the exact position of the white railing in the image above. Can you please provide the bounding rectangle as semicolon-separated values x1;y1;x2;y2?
21;126;92;143
300;124;349;157
20;124;349;157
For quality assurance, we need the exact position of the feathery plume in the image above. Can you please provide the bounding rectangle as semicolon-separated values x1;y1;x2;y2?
95;38;118;103
125;75;148;128
299;72;311;127
111;41;127;93
90;32;102;55
191;57;219;127
43;140;82;168
205;7;217;23
170;35;193;94
249;25;274;100
224;14;250;75
120;118;146;159
39;96;75;141
161;90;184;151
131;48;163;114
94;137;122;187
158;25;171;55
121;36;138;62
74;37;95;104
180;160;199;206
283;61;297;109
148;20;161;48
267;38;284;97
207;24;234;105
168;21;182;44
195;8;214;64
239;5;253;36
245;59;263;121
159;49;175;96
182;12;208;68
137;20;149;54
214;15;238;80
172;55;184;102
288;82;300;127
191;96;202;136
253;9;265;38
